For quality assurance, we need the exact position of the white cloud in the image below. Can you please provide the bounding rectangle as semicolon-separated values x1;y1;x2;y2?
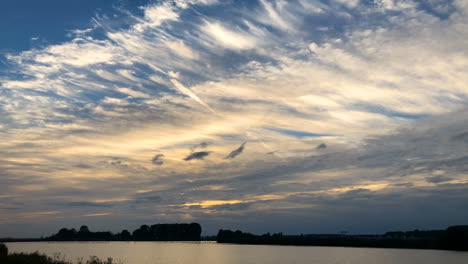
174;0;219;9
201;21;258;50
116;87;150;98
374;0;416;11
34;39;119;67
334;0;360;8
259;0;294;31
116;69;139;82
168;71;180;79
134;2;179;31
298;0;327;13
102;97;128;105
170;79;216;113
164;40;199;59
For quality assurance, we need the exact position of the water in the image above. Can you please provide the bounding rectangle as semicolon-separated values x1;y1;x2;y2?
6;242;468;264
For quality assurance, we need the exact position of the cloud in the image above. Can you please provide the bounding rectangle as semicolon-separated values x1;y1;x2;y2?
426;175;454;184
135;193;162;203
201;21;257;50
259;0;294;31
23;38;120;67
184;151;211;161
151;154;165;165
191;142;209;151
316;143;327;149
225;142;247;159
452;131;468;143
58;201;114;208
184;199;245;208
134;2;179;32
81;213;112;217
102;97;128;105
334;0;360;8
116;87;150;98
170;79;216;113
174;0;219;9
164;40;199;59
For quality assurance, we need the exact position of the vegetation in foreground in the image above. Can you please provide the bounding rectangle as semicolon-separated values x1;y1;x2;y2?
0;243;119;264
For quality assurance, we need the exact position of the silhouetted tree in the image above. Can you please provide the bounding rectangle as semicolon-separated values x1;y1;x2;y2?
132;223;201;241
77;225;91;240
132;225;151;241
0;243;8;261
91;231;114;241
79;225;90;233
53;228;78;241
43;222;201;242
118;230;132;241
217;227;468;250
439;226;468;251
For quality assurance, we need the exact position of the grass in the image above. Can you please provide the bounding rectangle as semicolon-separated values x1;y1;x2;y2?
3;253;118;264
0;244;119;264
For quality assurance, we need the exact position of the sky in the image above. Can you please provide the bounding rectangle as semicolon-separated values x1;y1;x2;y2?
1;0;468;238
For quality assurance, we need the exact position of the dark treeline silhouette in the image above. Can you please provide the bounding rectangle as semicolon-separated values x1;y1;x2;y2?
44;223;201;241
132;223;202;241
2;223;467;251
217;225;468;251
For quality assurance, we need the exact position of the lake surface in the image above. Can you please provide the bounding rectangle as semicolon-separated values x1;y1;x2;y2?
6;242;468;264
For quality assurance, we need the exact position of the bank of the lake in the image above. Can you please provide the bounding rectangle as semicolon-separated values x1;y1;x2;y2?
0;243;116;264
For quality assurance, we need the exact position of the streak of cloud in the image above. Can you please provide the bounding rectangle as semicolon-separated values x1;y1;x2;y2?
225;142;247;159
191;142;209;151
183;151;211;161
170;79;216;113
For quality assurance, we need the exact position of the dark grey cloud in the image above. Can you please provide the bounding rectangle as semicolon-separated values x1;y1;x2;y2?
135;194;162;204
225;142;247;159
341;188;376;199
316;143;327;150
75;164;93;169
426;175;454;184
393;182;414;187
108;158;125;166
191;142;209;151
151;154;164;166
0;206;22;210
57;201;114;208
452;131;468;143
184;151;210;161
208;202;252;211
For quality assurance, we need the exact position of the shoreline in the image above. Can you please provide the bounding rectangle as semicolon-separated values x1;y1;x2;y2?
2;240;467;252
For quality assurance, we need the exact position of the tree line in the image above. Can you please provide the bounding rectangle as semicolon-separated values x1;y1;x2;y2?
1;223;467;251
44;223;202;241
217;225;468;251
